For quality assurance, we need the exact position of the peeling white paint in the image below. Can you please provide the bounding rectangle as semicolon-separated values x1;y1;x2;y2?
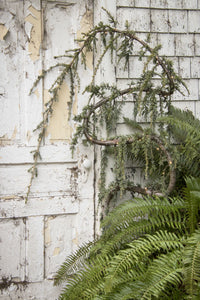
0;0;94;298
34;88;40;99
77;9;93;70
0;24;8;40
4;0;199;299
53;247;60;256
25;6;42;61
44;83;77;142
11;126;17;140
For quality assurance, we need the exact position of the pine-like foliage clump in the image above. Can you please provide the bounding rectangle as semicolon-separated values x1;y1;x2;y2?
27;8;188;202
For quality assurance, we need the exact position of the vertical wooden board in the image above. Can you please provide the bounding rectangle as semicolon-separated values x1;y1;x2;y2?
93;0;116;85
92;0;117;233
195;96;200;120
22;0;44;146
42;0;94;144
0;1;24;142
0;218;26;281
26;216;44;282
0;0;43;146
44;214;78;279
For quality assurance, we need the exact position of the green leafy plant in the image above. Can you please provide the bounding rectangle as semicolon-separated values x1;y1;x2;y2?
54;104;200;299
160;106;200;191
27;8;200;299
54;177;200;299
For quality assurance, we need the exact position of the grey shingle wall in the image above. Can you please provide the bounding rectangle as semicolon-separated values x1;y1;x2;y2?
116;0;200;118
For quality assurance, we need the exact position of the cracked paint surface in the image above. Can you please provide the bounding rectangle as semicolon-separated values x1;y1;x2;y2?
44;217;52;246
72;230;79;246
34;88;40;99
53;247;60;256
25;6;42;61
11;126;17;140
0;24;8;40
44;83;78;141
0;0;94;298
77;9;93;70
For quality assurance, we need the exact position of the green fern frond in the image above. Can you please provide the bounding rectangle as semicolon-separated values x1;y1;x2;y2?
102;279;145;300
161;106;200;150
141;250;183;299
54;241;94;285
183;229;200;297
158;106;200;188
101;197;184;239
104;230;183;292
185;177;200;195
160;106;200;143
55;177;200;299
59;255;110;299
183;177;200;234
92;211;184;264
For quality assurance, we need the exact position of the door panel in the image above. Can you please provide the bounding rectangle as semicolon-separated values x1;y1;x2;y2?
0;0;94;298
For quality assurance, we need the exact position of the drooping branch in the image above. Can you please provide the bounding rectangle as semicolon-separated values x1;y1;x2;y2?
82;85;176;200
100;135;176;218
84;125;176;198
108;27;175;95
27;11;186;204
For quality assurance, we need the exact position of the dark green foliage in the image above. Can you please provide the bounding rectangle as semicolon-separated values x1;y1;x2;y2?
55;177;200;299
160;107;200;186
58;98;200;299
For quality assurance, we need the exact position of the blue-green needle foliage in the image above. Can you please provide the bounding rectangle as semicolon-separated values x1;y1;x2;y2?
27;8;188;201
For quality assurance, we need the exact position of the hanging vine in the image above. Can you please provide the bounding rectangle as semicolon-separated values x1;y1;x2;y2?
26;8;188;213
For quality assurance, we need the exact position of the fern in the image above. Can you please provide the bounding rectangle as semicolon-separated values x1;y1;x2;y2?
183;177;200;234
101;196;184;239
160;106;200;182
54;241;94;285
183;229;200;297
55;177;200;299
59;255;109;299
141;250;183;299
104;230;183;293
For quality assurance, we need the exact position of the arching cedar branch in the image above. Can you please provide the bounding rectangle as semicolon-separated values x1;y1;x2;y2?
83;88;176;200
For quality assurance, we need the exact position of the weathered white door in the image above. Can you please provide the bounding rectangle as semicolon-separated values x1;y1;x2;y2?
0;0;98;298
1;0;198;298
